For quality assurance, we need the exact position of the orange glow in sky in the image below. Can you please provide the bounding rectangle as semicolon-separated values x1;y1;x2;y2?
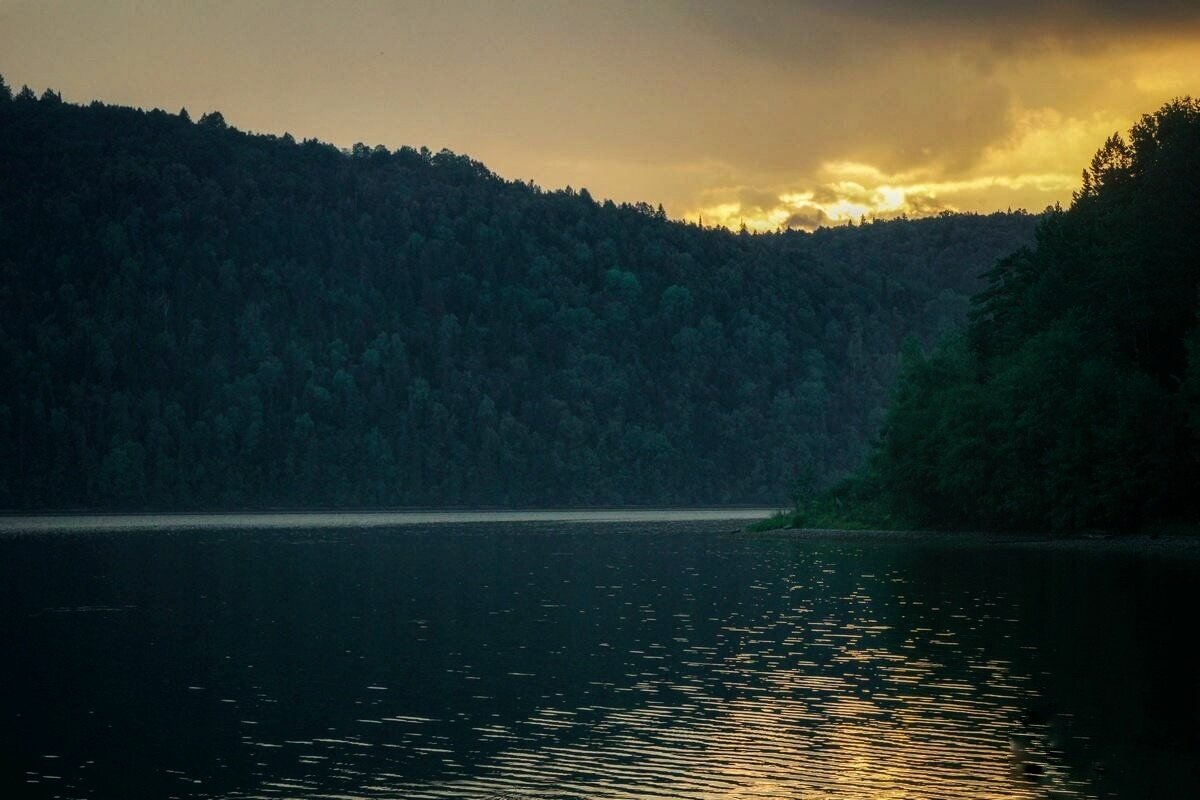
2;1;1197;230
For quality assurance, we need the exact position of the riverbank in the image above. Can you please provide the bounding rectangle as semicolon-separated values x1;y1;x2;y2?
0;508;777;535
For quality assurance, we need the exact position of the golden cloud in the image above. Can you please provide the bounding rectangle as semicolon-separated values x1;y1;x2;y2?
681;102;1167;231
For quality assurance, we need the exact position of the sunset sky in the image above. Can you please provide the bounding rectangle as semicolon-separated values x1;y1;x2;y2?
3;1;1198;230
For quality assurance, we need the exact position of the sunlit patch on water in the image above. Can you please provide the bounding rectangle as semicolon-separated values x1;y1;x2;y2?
227;559;1094;800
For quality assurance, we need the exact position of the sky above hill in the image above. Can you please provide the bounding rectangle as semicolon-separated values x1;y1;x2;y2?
3;1;1197;230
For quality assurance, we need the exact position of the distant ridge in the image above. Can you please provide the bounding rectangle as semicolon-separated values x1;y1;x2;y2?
0;80;1036;509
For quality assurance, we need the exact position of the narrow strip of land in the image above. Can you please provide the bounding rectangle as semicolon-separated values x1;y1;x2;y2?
0;508;778;534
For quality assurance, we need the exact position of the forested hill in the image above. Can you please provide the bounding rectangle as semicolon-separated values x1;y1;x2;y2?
0;81;1036;509
868;99;1200;532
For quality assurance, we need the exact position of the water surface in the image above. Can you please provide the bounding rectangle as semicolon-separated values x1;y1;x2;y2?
2;516;1196;799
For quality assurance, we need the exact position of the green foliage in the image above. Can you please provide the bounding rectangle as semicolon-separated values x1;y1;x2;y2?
0;83;1035;509
869;99;1200;532
1185;327;1200;440
749;472;910;532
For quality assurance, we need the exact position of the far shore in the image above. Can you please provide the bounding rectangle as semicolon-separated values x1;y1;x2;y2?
2;512;1194;558
0;507;779;535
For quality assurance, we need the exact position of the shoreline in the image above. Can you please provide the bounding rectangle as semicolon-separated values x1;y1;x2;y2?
744;526;1200;557
0;507;778;535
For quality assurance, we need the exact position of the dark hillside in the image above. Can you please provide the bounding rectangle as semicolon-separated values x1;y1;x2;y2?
0;82;1037;508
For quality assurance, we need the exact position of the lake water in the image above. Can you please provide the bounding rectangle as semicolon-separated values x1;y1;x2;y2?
2;513;1196;799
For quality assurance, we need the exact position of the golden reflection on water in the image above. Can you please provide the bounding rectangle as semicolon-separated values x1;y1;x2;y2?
235;553;1093;800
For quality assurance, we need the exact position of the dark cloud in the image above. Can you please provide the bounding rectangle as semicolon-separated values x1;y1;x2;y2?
678;1;1200;56
728;186;789;211
784;207;830;231
893;189;956;217
666;0;1198;180
834;1;1200;28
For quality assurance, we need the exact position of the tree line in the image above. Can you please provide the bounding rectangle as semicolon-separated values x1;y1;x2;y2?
813;99;1200;532
0;77;1036;509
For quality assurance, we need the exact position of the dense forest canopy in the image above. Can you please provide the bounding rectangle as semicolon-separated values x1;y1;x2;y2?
0;79;1036;509
865;98;1200;532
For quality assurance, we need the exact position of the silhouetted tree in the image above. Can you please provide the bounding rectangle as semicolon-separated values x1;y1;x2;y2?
869;98;1200;532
